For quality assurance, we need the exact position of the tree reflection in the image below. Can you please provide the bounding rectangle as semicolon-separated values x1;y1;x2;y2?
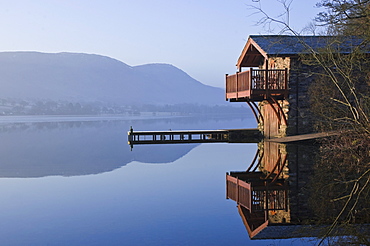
308;133;370;245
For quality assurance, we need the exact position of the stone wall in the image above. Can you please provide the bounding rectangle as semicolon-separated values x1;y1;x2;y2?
286;143;318;223
286;57;317;135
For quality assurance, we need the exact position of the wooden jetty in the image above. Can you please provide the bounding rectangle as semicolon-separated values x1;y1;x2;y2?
127;126;338;149
127;127;262;149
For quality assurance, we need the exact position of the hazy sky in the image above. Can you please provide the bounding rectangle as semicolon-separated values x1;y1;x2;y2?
0;0;322;88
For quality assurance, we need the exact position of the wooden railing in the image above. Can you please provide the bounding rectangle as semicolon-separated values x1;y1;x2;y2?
226;174;252;211
226;172;288;212
226;68;288;101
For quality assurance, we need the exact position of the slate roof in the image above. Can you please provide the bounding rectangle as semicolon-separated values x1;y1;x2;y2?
249;35;367;55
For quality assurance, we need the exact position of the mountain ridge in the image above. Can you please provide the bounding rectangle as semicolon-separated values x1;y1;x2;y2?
0;51;225;106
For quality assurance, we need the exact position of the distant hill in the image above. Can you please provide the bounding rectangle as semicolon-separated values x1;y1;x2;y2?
0;52;226;105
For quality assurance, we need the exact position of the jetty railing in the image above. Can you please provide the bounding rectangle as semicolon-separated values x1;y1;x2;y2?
128;128;229;148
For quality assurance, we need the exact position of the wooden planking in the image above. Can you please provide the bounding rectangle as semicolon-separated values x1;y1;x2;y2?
262;141;282;174
266;131;339;143
226;174;252;211
263;102;280;138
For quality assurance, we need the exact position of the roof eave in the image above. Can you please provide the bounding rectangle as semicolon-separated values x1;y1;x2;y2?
237;37;268;69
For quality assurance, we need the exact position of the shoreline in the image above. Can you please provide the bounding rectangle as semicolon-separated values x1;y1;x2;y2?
0;112;250;124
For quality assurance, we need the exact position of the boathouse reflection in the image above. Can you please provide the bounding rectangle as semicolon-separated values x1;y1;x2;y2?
226;141;370;240
226;141;293;239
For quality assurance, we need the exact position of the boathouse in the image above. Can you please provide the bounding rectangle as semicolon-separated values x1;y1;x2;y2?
225;35;364;138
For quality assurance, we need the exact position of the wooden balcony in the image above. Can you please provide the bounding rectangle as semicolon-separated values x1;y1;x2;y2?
226;172;288;213
226;68;288;101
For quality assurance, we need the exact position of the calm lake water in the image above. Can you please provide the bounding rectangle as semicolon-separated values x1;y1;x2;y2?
0;114;319;245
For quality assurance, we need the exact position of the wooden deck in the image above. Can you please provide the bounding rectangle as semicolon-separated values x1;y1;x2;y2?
226;68;288;102
128;127;337;149
226;172;288;213
128;127;337;150
266;131;339;143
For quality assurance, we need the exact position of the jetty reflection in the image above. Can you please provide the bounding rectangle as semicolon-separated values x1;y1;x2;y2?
226;141;369;241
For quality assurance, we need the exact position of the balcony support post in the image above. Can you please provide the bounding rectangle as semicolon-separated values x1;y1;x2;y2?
225;74;228;101
236;72;239;99
265;62;269;99
249;67;253;89
284;68;288;97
